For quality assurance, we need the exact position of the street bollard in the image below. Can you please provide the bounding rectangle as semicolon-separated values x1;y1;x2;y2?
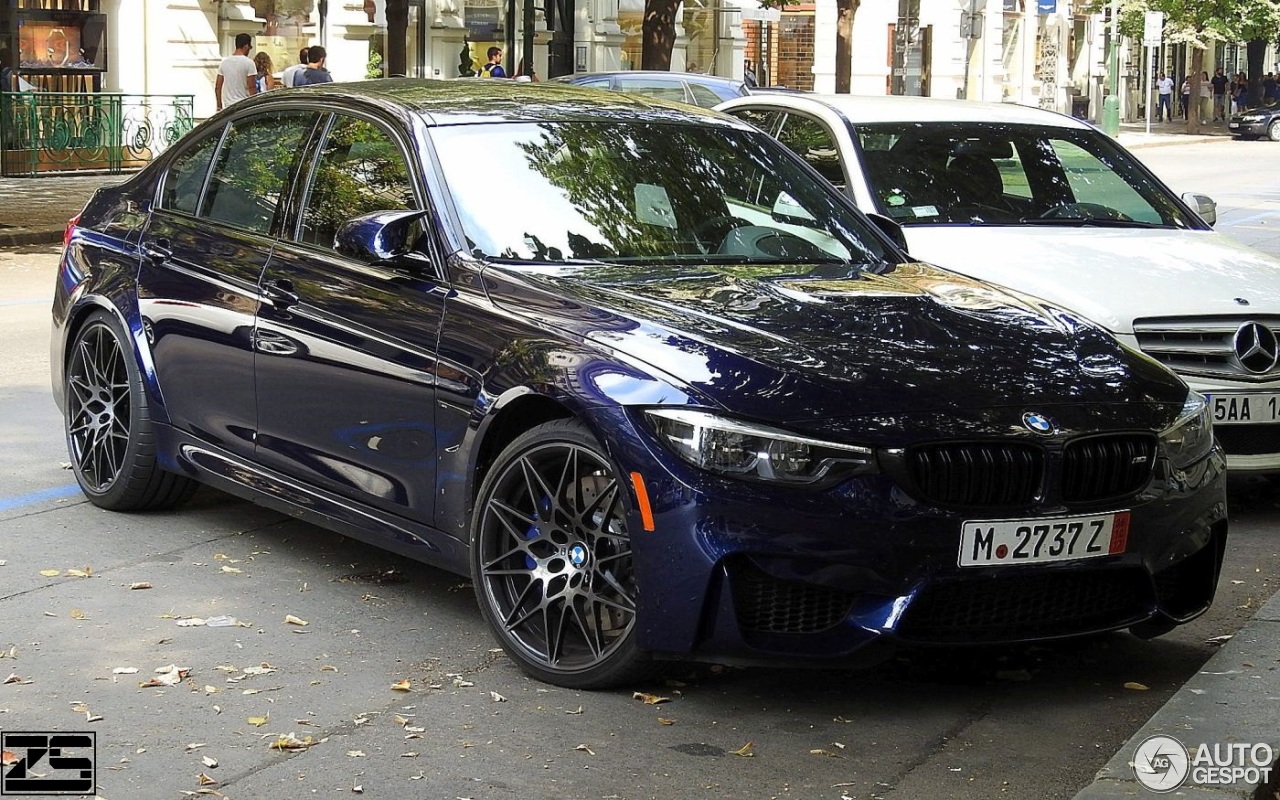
1101;95;1120;137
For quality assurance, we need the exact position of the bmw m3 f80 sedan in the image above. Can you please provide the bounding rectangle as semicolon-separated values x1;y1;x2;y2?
52;80;1227;688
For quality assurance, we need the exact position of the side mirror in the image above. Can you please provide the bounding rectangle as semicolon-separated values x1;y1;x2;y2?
865;212;909;253
1181;192;1216;227
334;209;430;262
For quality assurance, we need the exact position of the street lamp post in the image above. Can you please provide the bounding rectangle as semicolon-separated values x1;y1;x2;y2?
1101;0;1120;135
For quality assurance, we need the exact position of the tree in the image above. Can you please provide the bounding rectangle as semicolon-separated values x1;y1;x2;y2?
641;0;680;70
835;0;860;93
1094;0;1280;132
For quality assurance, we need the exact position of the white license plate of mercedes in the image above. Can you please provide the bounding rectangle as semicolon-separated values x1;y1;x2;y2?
1206;393;1280;425
959;512;1131;567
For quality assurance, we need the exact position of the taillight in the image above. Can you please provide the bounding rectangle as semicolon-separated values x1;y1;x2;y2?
63;214;81;249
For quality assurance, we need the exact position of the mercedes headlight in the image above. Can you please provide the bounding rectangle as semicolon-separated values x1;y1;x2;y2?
644;408;877;486
1159;392;1214;469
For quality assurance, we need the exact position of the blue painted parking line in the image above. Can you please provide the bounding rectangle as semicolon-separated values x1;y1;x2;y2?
0;484;83;512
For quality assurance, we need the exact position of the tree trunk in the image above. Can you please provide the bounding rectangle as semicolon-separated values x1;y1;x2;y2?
386;0;408;78
641;0;680;70
1247;38;1266;108
835;0;859;93
1187;48;1204;134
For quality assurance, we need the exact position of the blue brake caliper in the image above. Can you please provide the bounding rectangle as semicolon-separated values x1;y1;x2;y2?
524;493;552;570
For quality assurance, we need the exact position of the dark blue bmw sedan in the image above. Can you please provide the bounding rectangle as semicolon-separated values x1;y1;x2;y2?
51;80;1227;688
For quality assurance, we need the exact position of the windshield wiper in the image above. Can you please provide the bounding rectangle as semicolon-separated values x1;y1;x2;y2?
1017;217;1160;228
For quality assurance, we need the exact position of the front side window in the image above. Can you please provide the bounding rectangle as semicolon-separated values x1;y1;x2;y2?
201;111;318;235
430;121;889;267
776;113;845;190
853;122;1195;228
298;115;418;250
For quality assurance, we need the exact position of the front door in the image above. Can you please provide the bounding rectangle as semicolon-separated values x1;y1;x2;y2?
253;112;446;523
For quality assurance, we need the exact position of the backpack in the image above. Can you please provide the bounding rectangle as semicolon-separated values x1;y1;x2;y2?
479;63;495;78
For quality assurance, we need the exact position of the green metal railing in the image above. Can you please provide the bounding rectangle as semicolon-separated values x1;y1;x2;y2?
0;92;194;176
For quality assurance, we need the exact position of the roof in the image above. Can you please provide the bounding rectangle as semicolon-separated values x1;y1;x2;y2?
718;92;1094;129
551;71;745;87
248;77;749;128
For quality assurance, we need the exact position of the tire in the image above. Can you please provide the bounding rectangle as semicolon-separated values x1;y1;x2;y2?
1269;121;1280;142
64;310;197;510
471;419;650;689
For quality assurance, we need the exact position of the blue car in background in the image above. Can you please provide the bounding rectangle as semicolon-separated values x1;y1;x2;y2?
549;70;752;107
51;79;1226;689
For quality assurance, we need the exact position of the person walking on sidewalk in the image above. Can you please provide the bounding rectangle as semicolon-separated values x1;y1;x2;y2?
215;33;255;112
294;46;333;86
281;47;308;88
1211;68;1229;121
1180;75;1192;120
1156;72;1174;122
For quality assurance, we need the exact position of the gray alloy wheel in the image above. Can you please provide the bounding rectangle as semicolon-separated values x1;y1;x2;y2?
471;419;649;689
1269;120;1280;142
64;310;195;510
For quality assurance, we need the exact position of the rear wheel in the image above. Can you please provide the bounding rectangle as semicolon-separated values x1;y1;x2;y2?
471;419;648;688
64;310;196;510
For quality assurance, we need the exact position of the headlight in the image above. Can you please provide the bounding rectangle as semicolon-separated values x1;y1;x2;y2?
1159;392;1214;469
644;408;877;486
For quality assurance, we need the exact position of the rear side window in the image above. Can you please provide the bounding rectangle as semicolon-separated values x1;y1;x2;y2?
616;77;687;103
729;108;784;135
297;115;419;250
776;113;846;189
160;128;222;214
201;112;318;235
687;83;722;108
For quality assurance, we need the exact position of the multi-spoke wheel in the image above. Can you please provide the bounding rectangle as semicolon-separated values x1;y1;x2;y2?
64;310;195;510
471;419;648;688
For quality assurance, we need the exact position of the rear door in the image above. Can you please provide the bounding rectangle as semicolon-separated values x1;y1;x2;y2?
139;110;320;459
253;110;447;523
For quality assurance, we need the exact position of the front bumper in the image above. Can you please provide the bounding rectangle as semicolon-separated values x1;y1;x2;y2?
596;407;1229;666
1227;119;1271;136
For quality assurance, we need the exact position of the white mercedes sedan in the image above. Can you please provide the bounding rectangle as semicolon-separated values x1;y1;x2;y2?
716;93;1280;474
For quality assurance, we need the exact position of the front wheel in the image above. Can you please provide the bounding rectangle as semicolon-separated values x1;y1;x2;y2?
471;419;648;688
1268;120;1280;142
64;310;196;510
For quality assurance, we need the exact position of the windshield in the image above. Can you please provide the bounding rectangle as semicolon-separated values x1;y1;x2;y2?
852;122;1198;228
430;121;892;267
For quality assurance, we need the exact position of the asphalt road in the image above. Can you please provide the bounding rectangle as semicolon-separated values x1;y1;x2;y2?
1;138;1279;800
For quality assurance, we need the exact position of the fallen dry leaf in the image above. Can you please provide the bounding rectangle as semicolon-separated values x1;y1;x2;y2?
130;582;153;590
1;750;16;766
196;772;217;786
112;667;139;675
657;717;675;725
284;615;308;626
810;748;842;758
391;679;412;692
632;692;669;705
65;567;92;578
247;715;269;727
85;710;103;723
242;665;276;676
489;691;506;702
320;665;338;672
346;750;366;758
220;566;242;574
176;618;207;627
70;608;87;620
566;706;584;715
39;569;60;577
185;743;207;751
574;744;595;756
452;676;474;688
201;755;218;768
1124;681;1150;691
269;733;315;751
140;665;190;687
353;785;363;794
4;674;21;685
731;741;755;757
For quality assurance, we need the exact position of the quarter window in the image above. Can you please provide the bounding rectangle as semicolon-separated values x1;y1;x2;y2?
298;115;418;250
160;128;222;215
201;112;317;235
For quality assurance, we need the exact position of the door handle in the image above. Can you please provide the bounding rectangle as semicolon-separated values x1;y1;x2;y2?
263;278;300;309
143;239;171;263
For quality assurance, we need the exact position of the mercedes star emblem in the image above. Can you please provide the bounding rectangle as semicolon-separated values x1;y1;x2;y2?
1233;321;1279;374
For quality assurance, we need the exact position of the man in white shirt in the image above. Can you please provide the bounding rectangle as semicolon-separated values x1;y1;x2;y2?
215;33;256;112
281;47;309;88
1156;72;1175;122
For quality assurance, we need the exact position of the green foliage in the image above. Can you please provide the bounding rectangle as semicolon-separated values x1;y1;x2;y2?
366;51;384;80
1080;0;1280;46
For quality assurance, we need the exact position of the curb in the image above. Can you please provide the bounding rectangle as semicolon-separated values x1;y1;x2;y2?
1072;590;1280;799
0;228;64;248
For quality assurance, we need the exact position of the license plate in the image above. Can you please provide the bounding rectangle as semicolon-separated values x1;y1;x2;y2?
1206;393;1280;425
1228;122;1240;128
959;512;1130;567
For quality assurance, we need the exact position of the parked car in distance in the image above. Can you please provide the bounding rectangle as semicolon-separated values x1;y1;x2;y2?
1228;102;1280;140
53;79;1227;689
717;92;1280;474
549;70;752;107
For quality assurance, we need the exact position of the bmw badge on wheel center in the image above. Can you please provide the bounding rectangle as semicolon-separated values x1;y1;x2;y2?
51;80;1227;688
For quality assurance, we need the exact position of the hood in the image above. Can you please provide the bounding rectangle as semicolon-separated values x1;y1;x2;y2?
901;227;1280;334
486;260;1186;432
